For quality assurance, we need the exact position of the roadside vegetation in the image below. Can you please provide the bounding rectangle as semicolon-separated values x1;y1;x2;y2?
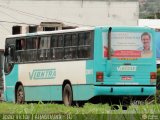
0;96;160;120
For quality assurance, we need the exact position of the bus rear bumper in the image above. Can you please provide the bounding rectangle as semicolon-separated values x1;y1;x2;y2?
94;86;156;96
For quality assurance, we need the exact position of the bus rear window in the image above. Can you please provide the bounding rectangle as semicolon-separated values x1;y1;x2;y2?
103;32;152;58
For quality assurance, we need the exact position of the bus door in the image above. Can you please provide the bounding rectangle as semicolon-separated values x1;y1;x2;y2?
4;44;15;74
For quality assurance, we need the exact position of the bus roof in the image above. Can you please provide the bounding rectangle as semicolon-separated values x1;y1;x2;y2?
6;26;153;39
6;27;95;39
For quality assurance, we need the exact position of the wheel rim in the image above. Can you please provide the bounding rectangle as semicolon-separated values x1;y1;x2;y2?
17;86;24;103
63;84;72;106
64;89;70;105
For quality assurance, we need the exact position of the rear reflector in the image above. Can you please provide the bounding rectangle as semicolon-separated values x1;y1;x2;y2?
96;72;104;82
150;72;156;79
150;72;156;83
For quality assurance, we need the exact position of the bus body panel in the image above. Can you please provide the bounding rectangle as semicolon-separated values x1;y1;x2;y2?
4;65;18;102
93;27;156;87
5;61;89;101
4;60;94;101
24;86;62;101
24;85;94;101
18;61;86;86
94;86;156;96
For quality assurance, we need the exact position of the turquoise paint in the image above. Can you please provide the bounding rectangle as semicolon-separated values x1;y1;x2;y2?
24;85;62;101
24;84;94;101
92;26;156;96
86;60;94;84
29;69;56;80
4;87;15;102
93;27;156;84
106;60;112;77
4;64;18;102
72;85;94;101
94;86;156;96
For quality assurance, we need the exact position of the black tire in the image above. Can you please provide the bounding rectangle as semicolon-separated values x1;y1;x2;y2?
16;85;25;104
63;84;73;106
75;101;85;107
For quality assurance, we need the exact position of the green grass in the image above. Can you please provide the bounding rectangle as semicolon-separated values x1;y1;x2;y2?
0;102;110;114
0;102;160;120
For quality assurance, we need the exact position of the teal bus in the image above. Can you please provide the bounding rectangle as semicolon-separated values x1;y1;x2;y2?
3;26;156;105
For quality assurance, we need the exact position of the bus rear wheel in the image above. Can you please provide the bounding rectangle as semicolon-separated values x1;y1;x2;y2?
63;84;73;106
16;85;25;104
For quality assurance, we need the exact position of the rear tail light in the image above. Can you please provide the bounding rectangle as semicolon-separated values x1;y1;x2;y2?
150;72;156;83
96;72;104;82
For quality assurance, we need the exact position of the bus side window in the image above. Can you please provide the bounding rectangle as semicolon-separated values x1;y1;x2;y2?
16;39;25;50
51;35;63;60
78;32;91;59
85;32;91;45
84;32;91;58
35;37;40;49
71;34;78;58
78;33;84;58
51;35;58;59
26;37;39;62
39;36;50;61
78;33;84;45
16;39;26;63
26;38;33;61
64;34;72;59
64;34;78;59
8;46;15;62
5;46;11;62
56;35;64;59
51;35;64;60
4;45;15;73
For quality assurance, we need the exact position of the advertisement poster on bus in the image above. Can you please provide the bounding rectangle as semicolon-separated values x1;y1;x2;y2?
103;32;152;58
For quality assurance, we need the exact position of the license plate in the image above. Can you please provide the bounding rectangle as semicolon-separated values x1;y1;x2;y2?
121;76;132;80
